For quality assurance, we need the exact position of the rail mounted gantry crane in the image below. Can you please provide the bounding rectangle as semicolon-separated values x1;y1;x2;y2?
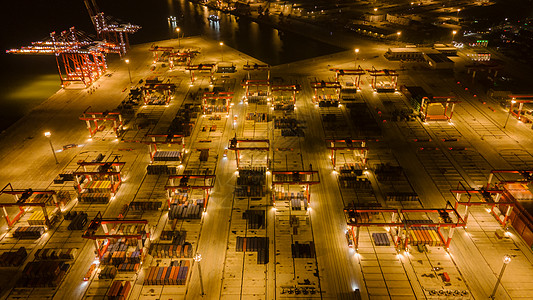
122;134;185;163
0;183;61;228
80;106;124;138
84;0;141;56
485;169;533;229
165;173;216;212
141;81;176;105
149;45;175;64
82;212;149;259
419;96;460;122
241;79;271;103
310;80;341;106
186;63;216;84
271;84;300;111
367;67;398;92
7;27;120;88
243;63;271;80
228;137;270;170
507;95;533;124
326;139;368;170
74;159;125;198
332;66;366;90
271;171;320;205
450;181;510;226
345;202;465;251
169;49;199;70
202;92;234;115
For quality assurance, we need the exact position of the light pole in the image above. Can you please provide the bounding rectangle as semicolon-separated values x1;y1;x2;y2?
354;48;359;68
503;99;516;128
396;31;402;44
44;132;59;164
219;42;224;62
452;30;457;42
176;27;181;48
489;255;511;299
194;253;205;296
457;8;461;18
125;59;132;83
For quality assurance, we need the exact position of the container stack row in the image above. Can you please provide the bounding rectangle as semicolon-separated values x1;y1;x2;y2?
106;280;131;300
339;176;372;189
159;230;187;244
100;242;143;266
79;193;111;203
235;185;265;197
28;208;59;226
150;243;193;258
203;106;227;114
99;265;117;279
147;165;177;175
84;180;113;193
372;233;391;246
153;151;182;162
408;227;442;246
13;226;45;239
34;248;77;260
385;192;419;202
18;261;70;287
67;212;88;230
129;200;162;211
0;247;27;267
143;260;190;285
274;117;298;129
242;210;265;229
339;163;364;176
291;242;315;258
246;112;268;122
169;203;203;219
236;236;269;264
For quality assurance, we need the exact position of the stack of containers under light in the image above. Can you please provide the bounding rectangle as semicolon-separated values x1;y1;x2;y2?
143;260;191;285
407;220;442;246
15;193;60;239
98;224;147;273
168;192;203;220
106;280;132;299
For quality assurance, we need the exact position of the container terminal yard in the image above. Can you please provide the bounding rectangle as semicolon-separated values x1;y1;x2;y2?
2;3;533;300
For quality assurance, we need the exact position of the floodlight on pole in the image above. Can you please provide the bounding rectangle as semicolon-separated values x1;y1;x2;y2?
125;59;132;83
452;30;457;42
44;132;59;164
194;253;205;295
503;99;517;128
219;42;224;62
176;27;181;47
489;255;511;299
354;48;360;67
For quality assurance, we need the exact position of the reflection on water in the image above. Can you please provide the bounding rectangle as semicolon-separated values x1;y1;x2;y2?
0;56;60;132
170;0;344;65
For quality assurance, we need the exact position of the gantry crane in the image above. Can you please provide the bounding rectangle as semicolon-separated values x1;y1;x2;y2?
7;27;120;88
367;67;398;92
332;66;366;90
84;0;141;56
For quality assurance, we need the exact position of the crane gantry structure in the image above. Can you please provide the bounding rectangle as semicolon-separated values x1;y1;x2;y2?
84;0;141;56
7;27;121;88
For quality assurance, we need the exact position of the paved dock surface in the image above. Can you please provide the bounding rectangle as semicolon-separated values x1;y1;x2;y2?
0;35;532;300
